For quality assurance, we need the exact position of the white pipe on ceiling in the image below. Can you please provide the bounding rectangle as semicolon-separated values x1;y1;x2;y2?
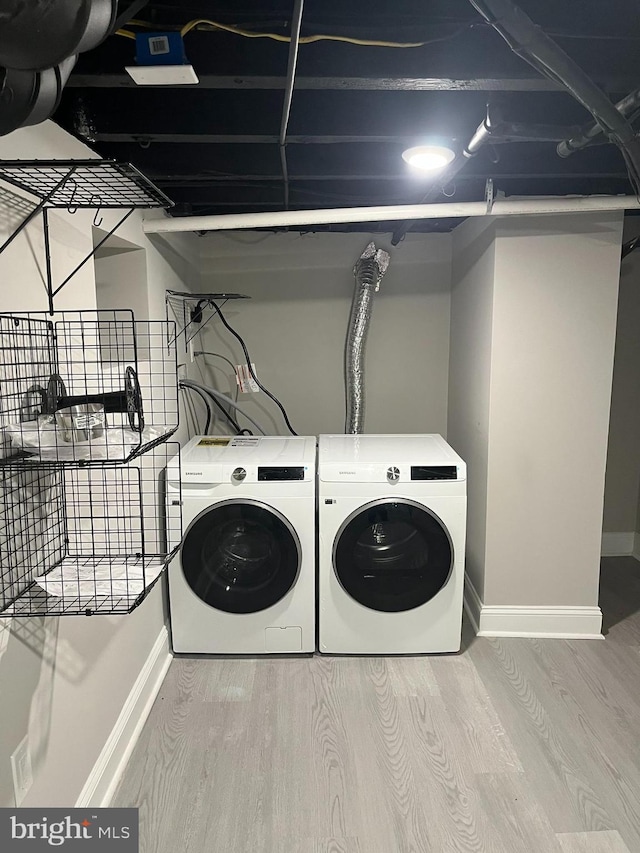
142;195;640;234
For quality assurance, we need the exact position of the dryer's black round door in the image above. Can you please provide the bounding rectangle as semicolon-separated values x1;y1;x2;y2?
333;499;453;613
181;500;301;614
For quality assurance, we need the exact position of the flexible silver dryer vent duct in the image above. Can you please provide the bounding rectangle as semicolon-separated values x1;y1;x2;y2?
344;242;390;434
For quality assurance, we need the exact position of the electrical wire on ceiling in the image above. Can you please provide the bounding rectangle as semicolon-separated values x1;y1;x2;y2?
116;18;478;48
116;14;640;45
116;24;640;45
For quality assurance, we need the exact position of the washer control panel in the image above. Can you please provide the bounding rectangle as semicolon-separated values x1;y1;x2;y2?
410;465;458;480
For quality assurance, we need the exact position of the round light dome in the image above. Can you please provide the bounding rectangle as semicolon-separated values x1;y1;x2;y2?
402;145;456;171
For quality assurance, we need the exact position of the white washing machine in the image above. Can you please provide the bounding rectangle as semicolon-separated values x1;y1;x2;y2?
318;434;466;654
167;435;316;654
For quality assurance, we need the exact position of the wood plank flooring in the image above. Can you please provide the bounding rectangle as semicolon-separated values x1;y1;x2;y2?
113;557;640;852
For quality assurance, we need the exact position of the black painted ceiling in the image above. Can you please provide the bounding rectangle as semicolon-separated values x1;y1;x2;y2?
54;0;640;233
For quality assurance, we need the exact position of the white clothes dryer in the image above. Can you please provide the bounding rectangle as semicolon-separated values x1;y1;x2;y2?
167;435;316;654
318;434;466;654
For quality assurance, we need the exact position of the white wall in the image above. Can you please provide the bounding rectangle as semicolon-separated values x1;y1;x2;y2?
449;212;623;616
602;218;640;540
486;213;622;606
447;218;496;600
0;121;199;807
94;240;149;319
195;230;452;437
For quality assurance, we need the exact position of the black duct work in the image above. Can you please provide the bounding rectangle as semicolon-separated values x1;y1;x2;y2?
468;0;640;193
390;0;640;245
0;0;120;136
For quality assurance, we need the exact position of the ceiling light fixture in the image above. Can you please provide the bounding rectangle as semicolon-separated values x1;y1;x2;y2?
402;145;456;172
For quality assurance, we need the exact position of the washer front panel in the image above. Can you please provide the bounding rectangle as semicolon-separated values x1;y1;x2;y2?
333;498;453;613
180;498;301;614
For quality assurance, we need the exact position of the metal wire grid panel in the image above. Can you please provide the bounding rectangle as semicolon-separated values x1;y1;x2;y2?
165;290;250;350
0;311;179;465
0;442;182;617
0;160;173;209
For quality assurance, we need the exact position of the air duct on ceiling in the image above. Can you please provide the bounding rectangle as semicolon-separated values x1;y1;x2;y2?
0;0;116;70
0;56;76;136
0;0;117;136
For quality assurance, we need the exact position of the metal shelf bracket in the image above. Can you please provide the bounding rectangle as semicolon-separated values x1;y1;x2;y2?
0;159;173;312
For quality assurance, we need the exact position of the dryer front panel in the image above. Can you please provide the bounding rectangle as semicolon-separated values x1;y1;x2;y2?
333;498;453;613
180;499;301;614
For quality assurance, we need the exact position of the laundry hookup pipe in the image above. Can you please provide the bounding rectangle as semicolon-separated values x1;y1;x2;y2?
179;379;267;435
345;242;390;434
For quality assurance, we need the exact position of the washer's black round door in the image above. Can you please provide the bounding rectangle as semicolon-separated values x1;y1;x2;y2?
181;500;301;614
333;498;453;612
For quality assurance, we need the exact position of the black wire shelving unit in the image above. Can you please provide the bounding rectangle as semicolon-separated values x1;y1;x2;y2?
0;159;173;313
0;310;182;617
0;442;182;618
0;310;179;465
0;162;183;617
0;311;182;617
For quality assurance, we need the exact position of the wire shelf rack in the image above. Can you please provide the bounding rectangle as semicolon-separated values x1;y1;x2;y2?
0;159;174;312
0;160;173;209
0;442;182;617
0;310;179;465
165;290;250;350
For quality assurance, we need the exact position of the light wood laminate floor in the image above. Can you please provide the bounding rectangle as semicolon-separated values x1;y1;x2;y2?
113;557;640;852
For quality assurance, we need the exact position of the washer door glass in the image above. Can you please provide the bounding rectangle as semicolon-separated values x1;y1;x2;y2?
333;499;453;613
181;500;301;614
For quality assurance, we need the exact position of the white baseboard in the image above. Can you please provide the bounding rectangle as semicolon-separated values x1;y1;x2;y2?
463;576;483;635
601;531;635;557
633;533;640;562
75;626;172;808
464;576;603;639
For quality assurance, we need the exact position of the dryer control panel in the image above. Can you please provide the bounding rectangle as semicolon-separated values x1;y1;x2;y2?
258;466;305;481
320;463;464;483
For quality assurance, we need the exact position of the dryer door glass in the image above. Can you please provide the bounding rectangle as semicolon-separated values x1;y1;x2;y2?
181;500;301;614
333;499;453;612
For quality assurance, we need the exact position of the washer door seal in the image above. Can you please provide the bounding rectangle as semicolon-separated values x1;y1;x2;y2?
181;499;301;614
333;498;453;613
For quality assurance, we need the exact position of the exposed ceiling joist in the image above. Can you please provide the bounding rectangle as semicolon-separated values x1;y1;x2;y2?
66;74;636;92
150;171;629;186
52;0;640;227
92;133;459;144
